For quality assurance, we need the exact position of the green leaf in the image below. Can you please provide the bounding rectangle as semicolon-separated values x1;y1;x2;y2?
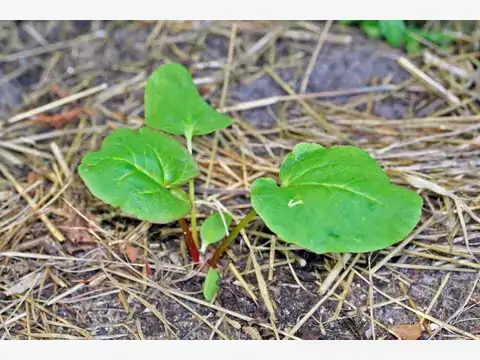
78;127;198;223
360;21;382;39
412;29;456;44
145;63;232;141
203;267;221;301
379;20;407;48
200;212;233;253
339;20;358;25
251;143;423;254
406;36;422;55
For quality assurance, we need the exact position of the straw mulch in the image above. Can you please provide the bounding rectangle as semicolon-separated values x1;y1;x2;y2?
0;20;479;340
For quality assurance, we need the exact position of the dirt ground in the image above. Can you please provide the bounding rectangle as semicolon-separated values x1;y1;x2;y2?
0;20;479;340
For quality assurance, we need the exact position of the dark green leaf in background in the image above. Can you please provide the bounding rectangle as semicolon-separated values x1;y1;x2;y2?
379;20;407;47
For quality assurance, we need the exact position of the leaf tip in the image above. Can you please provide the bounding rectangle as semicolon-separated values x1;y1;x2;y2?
203;267;221;301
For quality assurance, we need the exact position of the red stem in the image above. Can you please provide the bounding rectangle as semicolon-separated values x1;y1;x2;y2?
178;218;199;262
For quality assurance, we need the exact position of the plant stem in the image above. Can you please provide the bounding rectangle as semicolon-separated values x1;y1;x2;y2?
178;218;199;262
210;209;257;268
188;180;198;247
185;134;199;249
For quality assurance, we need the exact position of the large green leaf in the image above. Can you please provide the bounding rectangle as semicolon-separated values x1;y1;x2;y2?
144;63;232;140
203;267;221;301
200;211;232;253
379;20;407;48
251;143;423;253
78;127;198;223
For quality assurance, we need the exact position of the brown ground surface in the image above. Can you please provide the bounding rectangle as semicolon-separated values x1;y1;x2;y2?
0;20;479;340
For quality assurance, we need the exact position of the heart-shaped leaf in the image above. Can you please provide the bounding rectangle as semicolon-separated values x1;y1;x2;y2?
145;63;232;140
78;127;198;223
200;211;232;253
203;267;221;301
251;143;423;253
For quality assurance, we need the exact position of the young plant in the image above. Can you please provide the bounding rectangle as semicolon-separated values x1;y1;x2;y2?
250;143;422;253
78;62;423;302
144;63;232;253
339;20;456;54
79;63;231;262
205;143;423;299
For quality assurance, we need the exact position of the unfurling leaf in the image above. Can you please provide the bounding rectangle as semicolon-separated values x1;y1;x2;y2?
144;63;232;140
78;127;198;223
251;143;423;253
200;212;233;253
203;267;221;301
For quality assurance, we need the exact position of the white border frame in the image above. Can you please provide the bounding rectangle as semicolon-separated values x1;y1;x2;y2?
1;1;477;20
1;340;479;358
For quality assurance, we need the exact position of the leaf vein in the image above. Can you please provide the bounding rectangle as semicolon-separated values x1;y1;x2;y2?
115;169;138;188
147;145;166;185
284;161;335;185
91;157;165;189
294;183;383;204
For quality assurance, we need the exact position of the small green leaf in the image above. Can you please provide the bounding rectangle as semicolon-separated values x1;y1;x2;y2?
406;36;422;55
379;20;407;48
78;127;198;223
145;63;232;140
200;212;232;253
251;143;423;254
203;267;221;301
339;20;358;25
360;21;382;39
413;29;456;44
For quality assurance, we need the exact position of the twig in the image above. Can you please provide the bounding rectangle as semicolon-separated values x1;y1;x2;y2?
398;57;461;106
300;20;332;93
7;83;108;124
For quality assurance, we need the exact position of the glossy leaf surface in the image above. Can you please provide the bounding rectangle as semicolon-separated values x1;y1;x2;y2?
203;267;221;301
200;212;233;253
79;127;198;223
379;20;407;47
145;63;232;140
251;143;423;253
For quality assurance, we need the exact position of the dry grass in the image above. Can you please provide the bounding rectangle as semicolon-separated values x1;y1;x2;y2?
0;20;479;340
